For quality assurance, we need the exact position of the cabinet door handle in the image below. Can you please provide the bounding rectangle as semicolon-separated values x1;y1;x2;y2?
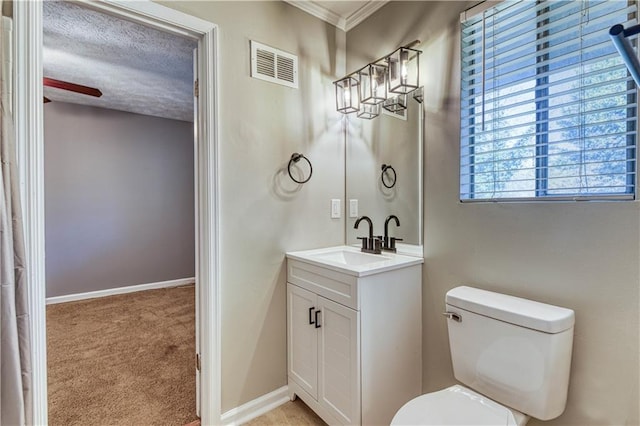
309;307;315;325
442;311;462;322
314;310;321;328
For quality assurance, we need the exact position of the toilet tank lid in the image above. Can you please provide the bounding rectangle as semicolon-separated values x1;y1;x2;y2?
446;286;575;334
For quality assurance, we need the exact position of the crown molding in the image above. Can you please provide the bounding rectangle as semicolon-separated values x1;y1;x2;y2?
344;1;388;31
284;1;389;32
284;1;346;30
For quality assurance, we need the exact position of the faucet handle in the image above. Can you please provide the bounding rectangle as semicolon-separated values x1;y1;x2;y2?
388;237;403;252
357;237;368;251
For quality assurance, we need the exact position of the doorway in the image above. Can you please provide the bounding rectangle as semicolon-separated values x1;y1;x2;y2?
14;1;220;424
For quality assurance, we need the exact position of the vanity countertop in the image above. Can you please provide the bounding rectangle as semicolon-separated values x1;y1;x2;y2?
286;245;423;277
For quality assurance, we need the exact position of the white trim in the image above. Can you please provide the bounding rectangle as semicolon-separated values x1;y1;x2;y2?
193;46;201;418
45;277;195;305
283;0;389;32
14;2;46;424
344;1;389;32
460;194;637;203
77;0;212;38
221;386;290;426
197;22;223;426
15;1;221;425
284;1;344;30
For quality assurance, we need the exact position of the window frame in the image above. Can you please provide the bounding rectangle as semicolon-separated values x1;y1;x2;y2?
459;0;639;203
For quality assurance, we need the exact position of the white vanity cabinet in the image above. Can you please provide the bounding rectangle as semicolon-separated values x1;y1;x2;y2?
288;284;360;424
286;246;423;426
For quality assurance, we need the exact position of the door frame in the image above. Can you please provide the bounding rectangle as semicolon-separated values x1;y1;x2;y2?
13;1;221;424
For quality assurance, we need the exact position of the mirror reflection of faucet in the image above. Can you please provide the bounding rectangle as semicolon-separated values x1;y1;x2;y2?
383;215;403;252
354;216;382;254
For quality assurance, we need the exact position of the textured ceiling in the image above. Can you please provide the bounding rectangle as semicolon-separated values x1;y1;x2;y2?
43;1;196;122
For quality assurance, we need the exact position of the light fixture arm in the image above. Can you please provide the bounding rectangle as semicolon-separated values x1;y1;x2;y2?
609;24;640;87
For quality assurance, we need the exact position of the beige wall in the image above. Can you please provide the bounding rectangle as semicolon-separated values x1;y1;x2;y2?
348;2;639;425
158;1;346;412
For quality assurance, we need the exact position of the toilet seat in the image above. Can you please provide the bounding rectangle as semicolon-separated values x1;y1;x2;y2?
391;385;529;426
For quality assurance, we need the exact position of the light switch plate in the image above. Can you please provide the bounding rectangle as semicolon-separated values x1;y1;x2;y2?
349;199;358;218
331;199;341;219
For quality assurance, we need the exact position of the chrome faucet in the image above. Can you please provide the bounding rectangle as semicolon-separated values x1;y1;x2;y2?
354;216;382;254
383;215;403;252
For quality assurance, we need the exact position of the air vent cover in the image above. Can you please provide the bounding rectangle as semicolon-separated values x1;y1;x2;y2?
251;40;299;89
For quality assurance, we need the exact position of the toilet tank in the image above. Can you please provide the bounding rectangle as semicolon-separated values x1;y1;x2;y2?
445;286;575;421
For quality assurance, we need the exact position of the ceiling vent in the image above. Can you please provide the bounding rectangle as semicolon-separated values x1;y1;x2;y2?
251;40;299;89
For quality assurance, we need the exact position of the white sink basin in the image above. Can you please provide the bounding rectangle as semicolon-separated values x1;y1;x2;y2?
312;249;391;266
286;245;423;277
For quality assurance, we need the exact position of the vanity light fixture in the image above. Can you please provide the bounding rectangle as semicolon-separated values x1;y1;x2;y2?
357;103;381;119
334;74;360;114
334;40;422;118
383;94;408;113
387;47;421;94
413;86;424;104
359;63;387;105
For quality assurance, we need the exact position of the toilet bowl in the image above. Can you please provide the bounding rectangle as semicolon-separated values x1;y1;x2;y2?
391;385;529;426
391;286;575;425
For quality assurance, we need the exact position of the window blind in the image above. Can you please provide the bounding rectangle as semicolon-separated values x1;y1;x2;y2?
460;0;638;201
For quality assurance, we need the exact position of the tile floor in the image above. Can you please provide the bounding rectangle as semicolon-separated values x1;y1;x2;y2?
245;399;326;425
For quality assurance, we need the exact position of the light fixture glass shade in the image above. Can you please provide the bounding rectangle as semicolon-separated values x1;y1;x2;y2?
413;86;424;103
334;76;360;114
357;103;381;119
387;47;420;94
383;94;408;113
358;63;387;105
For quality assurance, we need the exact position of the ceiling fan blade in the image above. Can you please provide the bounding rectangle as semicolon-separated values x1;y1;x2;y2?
43;77;102;98
43;97;51;103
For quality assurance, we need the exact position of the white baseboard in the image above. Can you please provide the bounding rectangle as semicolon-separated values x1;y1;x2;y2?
221;386;290;426
45;277;195;305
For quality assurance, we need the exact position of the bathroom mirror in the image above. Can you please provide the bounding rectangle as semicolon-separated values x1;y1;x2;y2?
345;95;423;256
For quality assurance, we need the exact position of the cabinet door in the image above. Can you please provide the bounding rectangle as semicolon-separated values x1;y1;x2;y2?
317;296;360;425
287;284;318;399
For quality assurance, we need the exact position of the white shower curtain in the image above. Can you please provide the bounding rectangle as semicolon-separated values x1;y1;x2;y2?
0;7;33;426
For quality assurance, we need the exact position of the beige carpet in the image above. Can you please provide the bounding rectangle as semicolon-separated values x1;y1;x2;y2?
47;285;198;425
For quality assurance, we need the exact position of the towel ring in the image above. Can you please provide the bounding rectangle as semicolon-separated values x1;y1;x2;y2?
381;164;397;188
288;153;313;184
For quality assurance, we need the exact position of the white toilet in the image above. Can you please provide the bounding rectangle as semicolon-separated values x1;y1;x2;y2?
392;286;575;425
